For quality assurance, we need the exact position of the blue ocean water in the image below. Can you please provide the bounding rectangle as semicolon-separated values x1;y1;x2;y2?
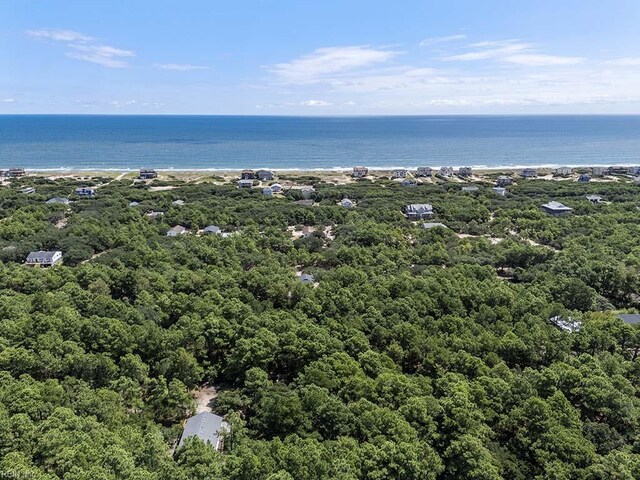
0;115;639;170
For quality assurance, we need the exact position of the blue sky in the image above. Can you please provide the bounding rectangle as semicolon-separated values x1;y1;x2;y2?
2;0;640;114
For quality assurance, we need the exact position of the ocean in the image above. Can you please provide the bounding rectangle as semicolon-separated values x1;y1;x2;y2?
1;115;639;171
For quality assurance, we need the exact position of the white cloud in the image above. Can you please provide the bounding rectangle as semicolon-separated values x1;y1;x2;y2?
419;34;467;47
300;99;332;106
268;46;401;83
443;39;583;66
110;100;137;106
504;54;584;66
2;98;15;103
26;28;135;68
153;63;208;71
603;57;640;66
26;29;94;43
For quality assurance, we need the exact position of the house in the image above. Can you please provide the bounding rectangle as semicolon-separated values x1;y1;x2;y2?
262;187;273;197
139;169;158;179
617;314;640;325
129;201;140;207
401;178;417;187
578;174;591;183
493;187;507;196
340;198;355;208
299;273;315;284
392;169;408;179
541;201;573;216
608;166;627;175
422;222;447;230
549;315;581;333
146;211;164;218
628;166;640;175
301;226;315;238
591;166;607;176
75;187;96;196
294;199;314;206
256;169;274;181
301;187;315;199
240;169;255;180
167;225;187;237
237;179;254;189
270;183;282;193
25;250;63;267
439;166;454;177
47;197;70;204
416;167;433;177
352;166;368;178
461;186;478;192
203;225;221;235
178;412;228;451
555;166;572;176
521;168;537;178
19;187;35;194
458;166;473;177
496;175;513;186
6;168;26;178
586;194;603;204
172;199;185;206
406;204;434;219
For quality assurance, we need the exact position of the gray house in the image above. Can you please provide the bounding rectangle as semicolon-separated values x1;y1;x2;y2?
416;167;433;177
541;201;573;216
352;166;368;178
406;204;434;219
75;187;96;196
422;222;447;230
458;166;473;177
139;169;158;179
256;169;274;181
237;179;254;189
25;250;63;267
178;412;228;451
203;225;221;235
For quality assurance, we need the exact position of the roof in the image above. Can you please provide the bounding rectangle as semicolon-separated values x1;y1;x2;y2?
299;273;315;283
178;412;227;449
586;194;602;200
542;201;573;212
172;199;185;205
203;225;221;233
406;203;433;213
422;222;447;229
618;314;640;325
168;225;186;234
26;251;61;262
47;197;70;204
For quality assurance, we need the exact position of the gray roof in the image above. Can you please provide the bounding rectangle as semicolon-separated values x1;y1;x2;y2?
299;273;315;283
542;201;572;212
26;251;61;262
406;204;433;214
618;314;640;325
178;412;228;450
203;225;221;234
47;197;70;204
422;222;447;229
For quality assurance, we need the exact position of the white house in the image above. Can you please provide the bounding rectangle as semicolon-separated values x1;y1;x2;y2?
340;198;355;208
237;179;254;189
591;166;607;176
493;187;507;196
461;186;479;192
262;187;273;197
555;167;572;176
203;225;222;235
47;197;70;204
541;201;573;216
167;225;188;237
25;250;63;267
586;194;603;204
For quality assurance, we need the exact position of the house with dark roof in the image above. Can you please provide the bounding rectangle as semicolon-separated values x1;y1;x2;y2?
6;168;26;178
555;167;572;176
352;166;368;178
240;169;255;180
521;168;537;178
439;166;454;177
257;169;274;181
25;250;63;267
416;167;432;177
496;175;513;186
75;187;96;196
139;169;158;179
392;169;408;179
541;201;573;216
458;167;472;177
270;183;282;193
578;174;591;183
178;412;228;451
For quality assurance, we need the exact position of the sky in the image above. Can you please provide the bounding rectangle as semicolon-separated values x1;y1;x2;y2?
2;0;640;115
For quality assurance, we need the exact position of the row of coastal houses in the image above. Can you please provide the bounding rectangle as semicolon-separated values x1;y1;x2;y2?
354;166;474;179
